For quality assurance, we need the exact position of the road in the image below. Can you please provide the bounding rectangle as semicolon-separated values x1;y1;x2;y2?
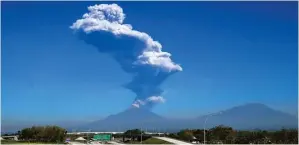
109;141;125;144
69;141;85;144
69;141;124;144
154;137;193;145
68;137;192;144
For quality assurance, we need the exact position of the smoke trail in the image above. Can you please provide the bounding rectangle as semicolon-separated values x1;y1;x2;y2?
71;4;182;109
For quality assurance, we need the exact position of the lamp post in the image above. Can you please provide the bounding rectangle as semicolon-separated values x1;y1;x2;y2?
203;112;222;145
140;127;143;144
87;129;91;144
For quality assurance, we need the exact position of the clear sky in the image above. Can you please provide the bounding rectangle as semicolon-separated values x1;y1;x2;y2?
2;1;298;124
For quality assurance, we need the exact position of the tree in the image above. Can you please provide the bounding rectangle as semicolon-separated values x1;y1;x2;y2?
192;129;202;140
168;133;179;139
167;126;298;144
124;129;144;141
270;128;298;144
209;125;234;143
235;130;255;144
19;125;66;143
17;130;21;136
177;130;194;141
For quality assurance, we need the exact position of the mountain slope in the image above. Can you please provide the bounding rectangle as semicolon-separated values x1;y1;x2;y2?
81;107;167;131
79;103;298;131
193;103;298;130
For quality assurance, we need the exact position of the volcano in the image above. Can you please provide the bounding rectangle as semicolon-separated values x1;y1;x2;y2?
78;103;297;131
193;103;298;130
81;107;167;131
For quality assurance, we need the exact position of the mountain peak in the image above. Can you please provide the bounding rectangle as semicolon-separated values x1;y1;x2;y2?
81;103;297;131
198;103;298;130
224;103;271;113
102;107;164;124
242;103;268;108
83;108;165;131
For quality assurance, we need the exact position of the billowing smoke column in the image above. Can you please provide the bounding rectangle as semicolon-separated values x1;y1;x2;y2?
71;4;182;109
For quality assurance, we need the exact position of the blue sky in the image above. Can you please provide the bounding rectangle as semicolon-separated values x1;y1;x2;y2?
2;1;298;124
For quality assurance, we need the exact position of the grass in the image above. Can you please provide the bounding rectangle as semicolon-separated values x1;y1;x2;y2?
1;140;62;144
1;140;24;144
142;138;172;144
127;138;172;144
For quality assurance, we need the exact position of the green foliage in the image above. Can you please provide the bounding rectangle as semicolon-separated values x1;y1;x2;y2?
125;137;171;144
209;125;235;144
177;129;194;141
1;140;55;144
124;129;144;136
141;138;171;144
168;133;179;139
123;129;145;141
19;125;67;143
167;125;298;144
269;128;298;144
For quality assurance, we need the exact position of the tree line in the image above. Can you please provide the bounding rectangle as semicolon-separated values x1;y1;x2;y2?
18;126;67;143
9;125;298;144
122;129;151;142
167;125;298;144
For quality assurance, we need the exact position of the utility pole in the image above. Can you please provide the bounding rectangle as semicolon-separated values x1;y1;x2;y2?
158;129;160;137
140;127;143;144
204;112;222;145
87;129;91;144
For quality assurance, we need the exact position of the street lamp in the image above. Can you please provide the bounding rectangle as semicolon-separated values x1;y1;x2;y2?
140;127;143;144
203;112;222;145
87;129;91;144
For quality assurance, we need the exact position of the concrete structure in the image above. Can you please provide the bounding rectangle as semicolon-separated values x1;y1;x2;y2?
75;137;86;141
67;131;124;135
67;131;165;135
1;135;18;141
154;137;193;145
108;141;125;145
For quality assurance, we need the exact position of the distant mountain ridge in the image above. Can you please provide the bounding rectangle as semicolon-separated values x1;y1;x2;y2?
2;103;297;133
79;107;167;131
79;103;298;131
105;107;164;122
193;103;298;130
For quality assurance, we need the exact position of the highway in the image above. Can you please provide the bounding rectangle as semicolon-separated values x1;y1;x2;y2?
154;137;193;145
69;141;85;144
67;132;124;135
69;138;192;144
67;131;165;135
109;141;125;144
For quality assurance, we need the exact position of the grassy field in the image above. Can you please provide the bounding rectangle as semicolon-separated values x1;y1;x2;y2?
1;140;61;144
127;138;172;144
142;138;172;144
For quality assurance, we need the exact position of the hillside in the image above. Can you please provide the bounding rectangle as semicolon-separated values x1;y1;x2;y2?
79;103;298;131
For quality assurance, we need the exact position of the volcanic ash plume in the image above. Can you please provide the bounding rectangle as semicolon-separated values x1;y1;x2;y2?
70;4;182;109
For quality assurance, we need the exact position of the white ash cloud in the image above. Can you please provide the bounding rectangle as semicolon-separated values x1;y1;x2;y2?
71;4;182;109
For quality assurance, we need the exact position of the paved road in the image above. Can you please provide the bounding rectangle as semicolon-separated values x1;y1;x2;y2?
69;138;192;145
69;141;85;144
154;137;193;145
109;141;126;144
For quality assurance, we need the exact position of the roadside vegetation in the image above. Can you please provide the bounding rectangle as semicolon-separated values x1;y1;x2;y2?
167;125;298;144
1;140;55;144
141;138;171;144
1;126;67;144
2;125;297;144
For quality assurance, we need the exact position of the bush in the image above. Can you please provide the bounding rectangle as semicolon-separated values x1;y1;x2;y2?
19;125;67;143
